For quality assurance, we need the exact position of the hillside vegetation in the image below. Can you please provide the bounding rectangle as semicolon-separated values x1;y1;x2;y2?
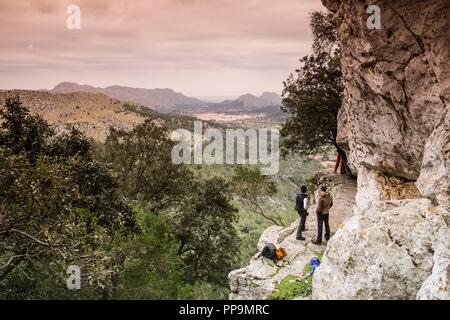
0;91;328;299
0;96;239;299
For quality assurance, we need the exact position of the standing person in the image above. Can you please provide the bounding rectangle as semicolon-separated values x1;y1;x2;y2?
295;186;309;241
312;186;333;245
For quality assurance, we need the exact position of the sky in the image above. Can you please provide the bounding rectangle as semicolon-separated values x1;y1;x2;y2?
0;0;325;101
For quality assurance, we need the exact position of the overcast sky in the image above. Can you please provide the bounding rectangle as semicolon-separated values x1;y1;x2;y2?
0;0;325;100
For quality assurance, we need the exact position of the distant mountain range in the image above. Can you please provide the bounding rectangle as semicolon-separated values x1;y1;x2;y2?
216;92;282;111
0;85;284;142
0;89;216;142
50;82;282;113
51;82;205;112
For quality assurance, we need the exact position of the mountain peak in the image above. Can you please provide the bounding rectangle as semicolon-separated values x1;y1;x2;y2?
239;93;258;98
236;93;268;109
50;82;204;109
52;82;97;93
260;92;282;105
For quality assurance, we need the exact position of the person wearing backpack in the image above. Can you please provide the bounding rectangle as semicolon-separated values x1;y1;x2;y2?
295;186;309;241
312;185;333;245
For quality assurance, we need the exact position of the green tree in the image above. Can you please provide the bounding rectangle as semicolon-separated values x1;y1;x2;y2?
101;120;189;212
170;176;240;287
0;95;241;299
231;166;284;226
281;12;348;169
46;127;92;160
0;96;52;161
117;207;188;300
101;120;240;291
0;95;137;299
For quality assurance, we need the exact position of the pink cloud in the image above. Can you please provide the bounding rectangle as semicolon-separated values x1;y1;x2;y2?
0;0;325;98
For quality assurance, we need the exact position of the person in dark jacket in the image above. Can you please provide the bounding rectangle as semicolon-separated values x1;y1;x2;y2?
295;186;309;241
312;185;333;245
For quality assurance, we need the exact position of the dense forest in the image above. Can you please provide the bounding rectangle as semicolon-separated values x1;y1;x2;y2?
0;95;323;300
0;96;243;299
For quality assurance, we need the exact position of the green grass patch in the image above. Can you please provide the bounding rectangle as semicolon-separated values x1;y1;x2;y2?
268;251;325;300
267;275;312;300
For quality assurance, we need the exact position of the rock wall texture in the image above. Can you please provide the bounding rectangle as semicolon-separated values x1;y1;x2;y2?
313;199;448;300
327;0;449;181
228;0;448;300
313;0;449;300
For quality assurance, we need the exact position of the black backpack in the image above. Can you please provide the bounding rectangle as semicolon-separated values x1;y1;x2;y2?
295;193;307;213
259;243;277;262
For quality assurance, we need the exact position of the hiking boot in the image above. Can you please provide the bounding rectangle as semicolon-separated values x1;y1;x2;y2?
311;240;322;245
296;236;306;241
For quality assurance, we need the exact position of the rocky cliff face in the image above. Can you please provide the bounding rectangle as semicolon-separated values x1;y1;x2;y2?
323;0;449;209
312;0;449;300
229;0;448;300
313;199;448;299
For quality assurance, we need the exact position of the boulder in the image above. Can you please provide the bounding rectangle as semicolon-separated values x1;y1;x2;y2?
312;199;449;300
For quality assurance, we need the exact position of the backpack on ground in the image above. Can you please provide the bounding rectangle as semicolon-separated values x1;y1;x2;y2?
275;247;287;260
259;244;287;262
259;243;277;262
310;257;321;275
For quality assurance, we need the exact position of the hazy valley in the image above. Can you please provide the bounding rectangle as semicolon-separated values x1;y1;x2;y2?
48;82;286;127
